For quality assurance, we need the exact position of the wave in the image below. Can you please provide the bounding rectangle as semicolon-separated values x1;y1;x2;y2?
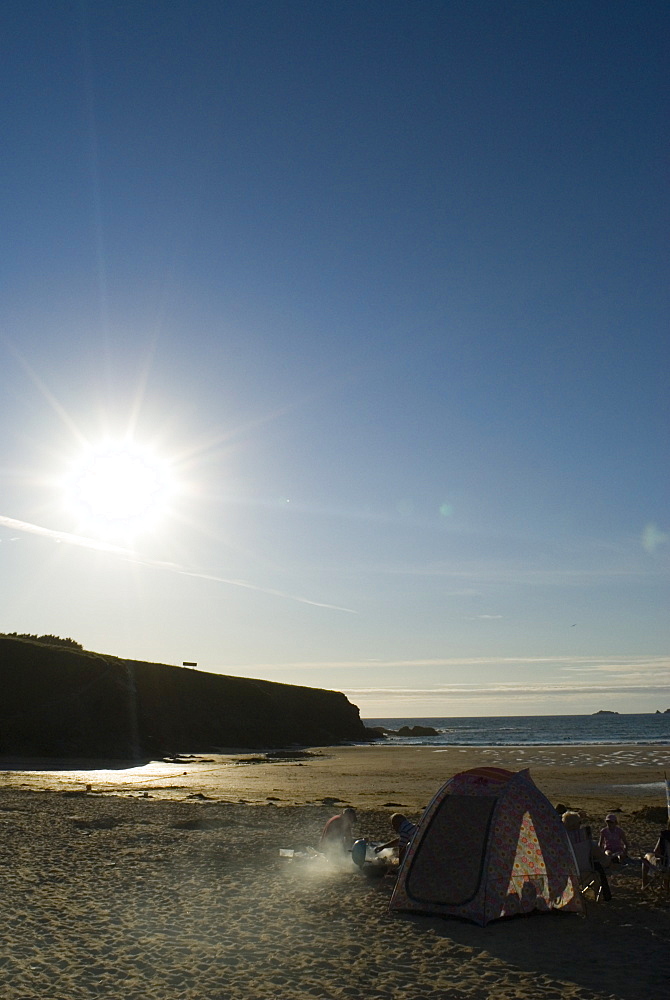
363;714;670;747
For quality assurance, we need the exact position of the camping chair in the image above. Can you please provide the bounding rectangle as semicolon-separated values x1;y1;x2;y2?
570;835;611;903
642;831;670;895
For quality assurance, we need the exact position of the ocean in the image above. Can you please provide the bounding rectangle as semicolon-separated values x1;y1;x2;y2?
362;714;670;747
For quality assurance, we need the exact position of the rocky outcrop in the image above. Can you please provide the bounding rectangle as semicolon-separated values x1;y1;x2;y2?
366;725;440;739
0;635;367;758
364;727;388;739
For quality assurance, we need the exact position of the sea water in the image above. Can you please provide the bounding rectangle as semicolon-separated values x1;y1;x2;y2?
361;714;670;747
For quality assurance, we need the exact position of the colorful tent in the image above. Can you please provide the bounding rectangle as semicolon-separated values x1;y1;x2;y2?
390;766;583;925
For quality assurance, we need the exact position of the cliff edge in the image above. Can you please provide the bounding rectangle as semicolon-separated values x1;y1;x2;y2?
0;635;367;757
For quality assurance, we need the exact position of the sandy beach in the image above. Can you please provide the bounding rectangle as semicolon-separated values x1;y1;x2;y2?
1;745;669;1000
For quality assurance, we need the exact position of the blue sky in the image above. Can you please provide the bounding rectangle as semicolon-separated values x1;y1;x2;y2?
1;1;668;716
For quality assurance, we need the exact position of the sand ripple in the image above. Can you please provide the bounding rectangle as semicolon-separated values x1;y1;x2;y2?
1;791;668;999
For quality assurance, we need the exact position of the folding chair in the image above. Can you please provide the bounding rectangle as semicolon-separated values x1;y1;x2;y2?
570;835;612;903
641;829;670;894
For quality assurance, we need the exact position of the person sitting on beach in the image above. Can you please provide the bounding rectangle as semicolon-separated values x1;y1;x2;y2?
562;811;612;901
598;813;629;862
319;807;356;859
375;813;417;863
641;822;670;890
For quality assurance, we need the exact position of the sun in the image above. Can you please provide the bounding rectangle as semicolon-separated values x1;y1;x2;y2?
64;441;175;538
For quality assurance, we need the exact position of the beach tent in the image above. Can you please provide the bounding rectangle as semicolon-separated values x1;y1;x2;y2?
390;766;583;926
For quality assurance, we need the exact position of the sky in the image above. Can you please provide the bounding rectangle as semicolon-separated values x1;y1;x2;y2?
1;1;668;718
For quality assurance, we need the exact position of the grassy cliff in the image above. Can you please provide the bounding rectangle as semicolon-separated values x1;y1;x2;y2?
0;635;367;758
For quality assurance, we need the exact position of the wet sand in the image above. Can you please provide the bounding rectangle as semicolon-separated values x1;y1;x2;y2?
2;743;668;813
1;745;668;999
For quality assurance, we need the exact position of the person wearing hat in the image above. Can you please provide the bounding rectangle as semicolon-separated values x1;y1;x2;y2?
598;813;629;862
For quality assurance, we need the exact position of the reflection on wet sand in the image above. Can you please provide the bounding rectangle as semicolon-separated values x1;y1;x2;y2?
1;744;668;812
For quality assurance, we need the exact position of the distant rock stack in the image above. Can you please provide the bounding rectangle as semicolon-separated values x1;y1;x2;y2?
0;635;368;758
366;725;440;738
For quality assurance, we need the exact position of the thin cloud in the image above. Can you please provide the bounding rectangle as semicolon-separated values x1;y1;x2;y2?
241;654;669;672
346;561;668;587
0;513;356;614
0;514;141;558
344;680;670;700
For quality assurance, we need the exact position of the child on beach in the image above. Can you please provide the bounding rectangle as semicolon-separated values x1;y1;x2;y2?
598;813;628;862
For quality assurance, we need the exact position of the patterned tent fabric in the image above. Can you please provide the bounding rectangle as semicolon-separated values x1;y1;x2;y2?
390;768;583;926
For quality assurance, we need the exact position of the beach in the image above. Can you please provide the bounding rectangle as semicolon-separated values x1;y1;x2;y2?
1;745;669;1000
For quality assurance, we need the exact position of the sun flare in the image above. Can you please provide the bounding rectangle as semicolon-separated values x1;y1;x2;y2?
63;441;175;537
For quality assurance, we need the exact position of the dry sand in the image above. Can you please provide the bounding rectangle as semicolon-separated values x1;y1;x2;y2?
1;745;669;1000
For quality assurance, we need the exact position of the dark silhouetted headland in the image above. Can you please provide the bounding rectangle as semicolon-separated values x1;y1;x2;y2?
0;635;368;758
